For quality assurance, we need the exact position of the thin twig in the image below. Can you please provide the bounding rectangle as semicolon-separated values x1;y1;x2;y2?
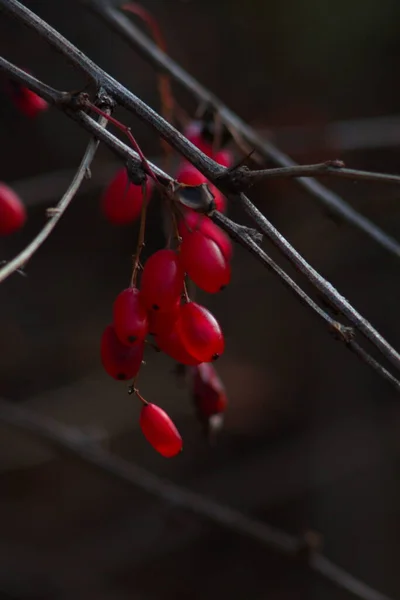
244;160;400;186
0;109;109;284
0;398;393;600
81;0;400;259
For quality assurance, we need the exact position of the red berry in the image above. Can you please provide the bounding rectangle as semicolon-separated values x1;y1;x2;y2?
140;403;182;457
192;363;228;417
178;209;233;261
101;168;152;225
7;72;48;118
100;324;144;380
215;149;234;168
180;230;231;293
177;302;224;362
155;328;200;366
148;300;180;337
176;162;207;186
113;287;148;346
0;184;26;235
140;249;184;312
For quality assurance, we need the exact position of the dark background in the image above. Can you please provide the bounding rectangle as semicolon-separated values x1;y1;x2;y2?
0;1;400;598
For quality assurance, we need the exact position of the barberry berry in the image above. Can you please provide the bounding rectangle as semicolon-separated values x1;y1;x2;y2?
101;324;144;380
113;287;148;346
101;168;152;225
0;184;26;235
177;302;224;362
140;249;184;312
140;402;182;457
180;230;231;293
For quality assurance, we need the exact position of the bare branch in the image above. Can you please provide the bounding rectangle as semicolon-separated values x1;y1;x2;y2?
81;0;400;259
0;398;393;600
0;109;109;284
243;160;400;187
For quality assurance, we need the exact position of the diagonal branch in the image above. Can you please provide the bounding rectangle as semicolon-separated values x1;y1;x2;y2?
0;397;393;600
2;55;400;387
81;0;400;259
0;108;109;284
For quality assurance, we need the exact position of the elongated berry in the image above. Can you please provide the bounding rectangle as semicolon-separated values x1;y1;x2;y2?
178;209;233;261
140;249;184;312
180;230;231;293
101;324;144;380
140;403;182;457
148;300;180;337
155;328;200;366
0;184;26;235
113;287;148;346
177;302;224;362
101;168;152;225
192;363;228;417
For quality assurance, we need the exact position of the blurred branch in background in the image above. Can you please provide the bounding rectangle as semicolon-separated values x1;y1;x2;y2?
0;397;393;600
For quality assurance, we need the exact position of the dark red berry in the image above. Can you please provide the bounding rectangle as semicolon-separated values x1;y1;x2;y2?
178;209;233;261
180;230;231;293
8;79;48;118
100;324;144;380
192;363;228;417
148;300;180;337
176;162;207;186
155;328;201;366
113;287;148;346
101;168;152;225
140;249;184;312
0;184;26;235
140;403;183;457
176;302;224;362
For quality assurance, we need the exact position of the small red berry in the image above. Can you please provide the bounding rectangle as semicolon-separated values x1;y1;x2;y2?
140;249;184;312
155;328;201;366
180;230;231;293
148;300;180;337
0;184;26;235
140;403;183;457
177;302;224;362
215;149;234;168
192;363;228;417
101;168;152;225
176;162;207;186
113;287;148;346
100;324;144;380
178;209;233;261
8;78;48;118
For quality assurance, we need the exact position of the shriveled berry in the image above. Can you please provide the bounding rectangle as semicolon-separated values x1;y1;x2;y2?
155;328;200;366
177;302;224;362
101;168;152;225
100;324;144;380
140;249;184;312
178;209;233;261
113;287;148;346
192;363;228;417
140;403;182;457
180;230;231;293
0;184;26;235
148;300;180;337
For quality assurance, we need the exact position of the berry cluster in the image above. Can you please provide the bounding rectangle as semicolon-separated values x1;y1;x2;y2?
100;121;232;457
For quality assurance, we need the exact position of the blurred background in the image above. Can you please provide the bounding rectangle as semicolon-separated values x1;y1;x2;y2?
1;0;400;598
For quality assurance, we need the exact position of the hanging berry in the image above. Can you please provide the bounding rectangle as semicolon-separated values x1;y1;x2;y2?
101;168;152;225
178;209;233;261
0;183;26;235
100;324;144;380
180;230;231;293
177;302;224;362
140;249;184;312
147;299;180;337
155;327;201;366
113;287;148;346
7;78;48;118
140;402;183;457
191;363;228;417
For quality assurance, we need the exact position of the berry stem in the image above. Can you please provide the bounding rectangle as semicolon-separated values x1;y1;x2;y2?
131;180;148;286
134;387;148;405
